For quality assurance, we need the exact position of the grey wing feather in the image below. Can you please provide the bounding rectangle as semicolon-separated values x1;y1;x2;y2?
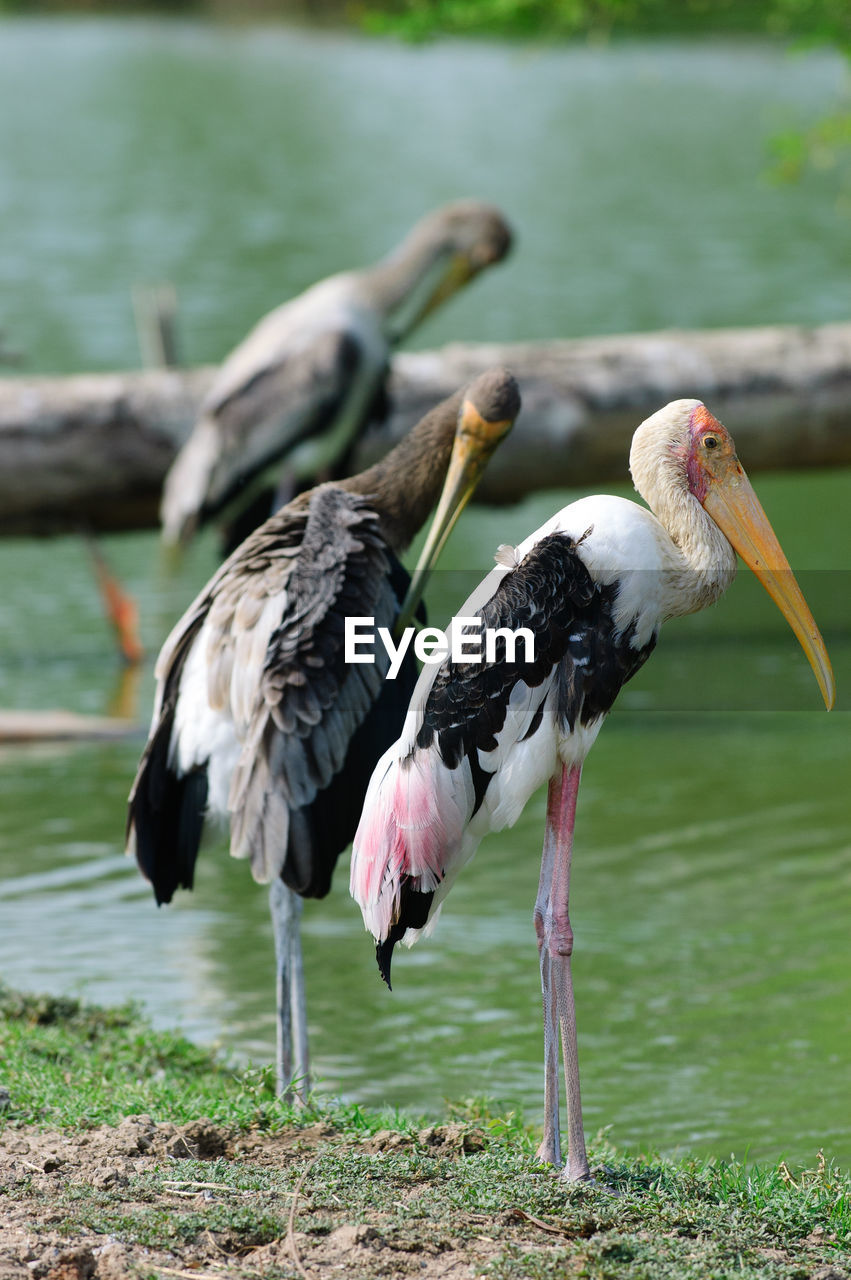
153;501;305;715
206;326;366;458
143;486;399;885
202;285;351;416
226;486;399;881
161;307;388;542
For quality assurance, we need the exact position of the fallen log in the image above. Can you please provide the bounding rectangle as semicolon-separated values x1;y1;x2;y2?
0;367;211;537
2;322;850;535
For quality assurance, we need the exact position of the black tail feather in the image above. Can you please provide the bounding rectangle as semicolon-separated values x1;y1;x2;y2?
376;926;403;990
129;708;208;905
376;880;435;990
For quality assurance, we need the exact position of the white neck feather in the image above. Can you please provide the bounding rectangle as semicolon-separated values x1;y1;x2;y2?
629;400;737;619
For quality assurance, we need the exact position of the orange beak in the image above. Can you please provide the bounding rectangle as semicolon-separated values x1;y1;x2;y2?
701;461;835;710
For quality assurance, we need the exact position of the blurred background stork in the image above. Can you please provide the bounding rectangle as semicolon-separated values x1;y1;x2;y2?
160;201;511;553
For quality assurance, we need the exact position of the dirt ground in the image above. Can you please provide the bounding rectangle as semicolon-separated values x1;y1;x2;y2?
5;1116;846;1280
0;1116;528;1279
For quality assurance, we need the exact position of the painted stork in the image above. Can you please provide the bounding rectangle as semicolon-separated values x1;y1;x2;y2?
127;368;521;1099
350;399;835;1181
160;201;512;550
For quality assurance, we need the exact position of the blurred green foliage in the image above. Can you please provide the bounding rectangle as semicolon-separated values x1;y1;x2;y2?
0;0;849;46
0;0;198;9
359;0;851;43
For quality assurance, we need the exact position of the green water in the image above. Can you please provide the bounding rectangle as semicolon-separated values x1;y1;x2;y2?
0;19;849;1167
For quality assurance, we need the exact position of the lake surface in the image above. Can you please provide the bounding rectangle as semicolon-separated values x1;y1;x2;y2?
0;18;849;1168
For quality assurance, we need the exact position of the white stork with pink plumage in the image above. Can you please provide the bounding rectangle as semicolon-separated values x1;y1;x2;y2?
350;398;835;1182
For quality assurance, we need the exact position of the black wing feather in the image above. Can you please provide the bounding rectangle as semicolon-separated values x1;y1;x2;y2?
418;533;655;778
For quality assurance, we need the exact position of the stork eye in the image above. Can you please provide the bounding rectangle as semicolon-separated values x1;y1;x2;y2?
703;435;719;450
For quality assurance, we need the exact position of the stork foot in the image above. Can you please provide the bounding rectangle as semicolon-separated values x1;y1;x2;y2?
559;1163;621;1194
535;1135;561;1167
560;1156;593;1184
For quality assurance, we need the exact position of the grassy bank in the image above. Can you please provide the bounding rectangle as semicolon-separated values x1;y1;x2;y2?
1;987;849;1279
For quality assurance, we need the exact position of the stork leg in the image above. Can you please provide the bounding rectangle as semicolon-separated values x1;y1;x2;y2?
534;763;590;1182
535;853;561;1167
269;878;309;1103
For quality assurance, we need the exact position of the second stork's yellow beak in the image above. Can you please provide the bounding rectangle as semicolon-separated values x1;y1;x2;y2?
395;369;520;636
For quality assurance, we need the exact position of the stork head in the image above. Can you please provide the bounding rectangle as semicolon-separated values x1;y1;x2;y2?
421;199;513;273
630;399;835;710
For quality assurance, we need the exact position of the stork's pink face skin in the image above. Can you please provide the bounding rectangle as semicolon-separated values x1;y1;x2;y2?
684;404;835;710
